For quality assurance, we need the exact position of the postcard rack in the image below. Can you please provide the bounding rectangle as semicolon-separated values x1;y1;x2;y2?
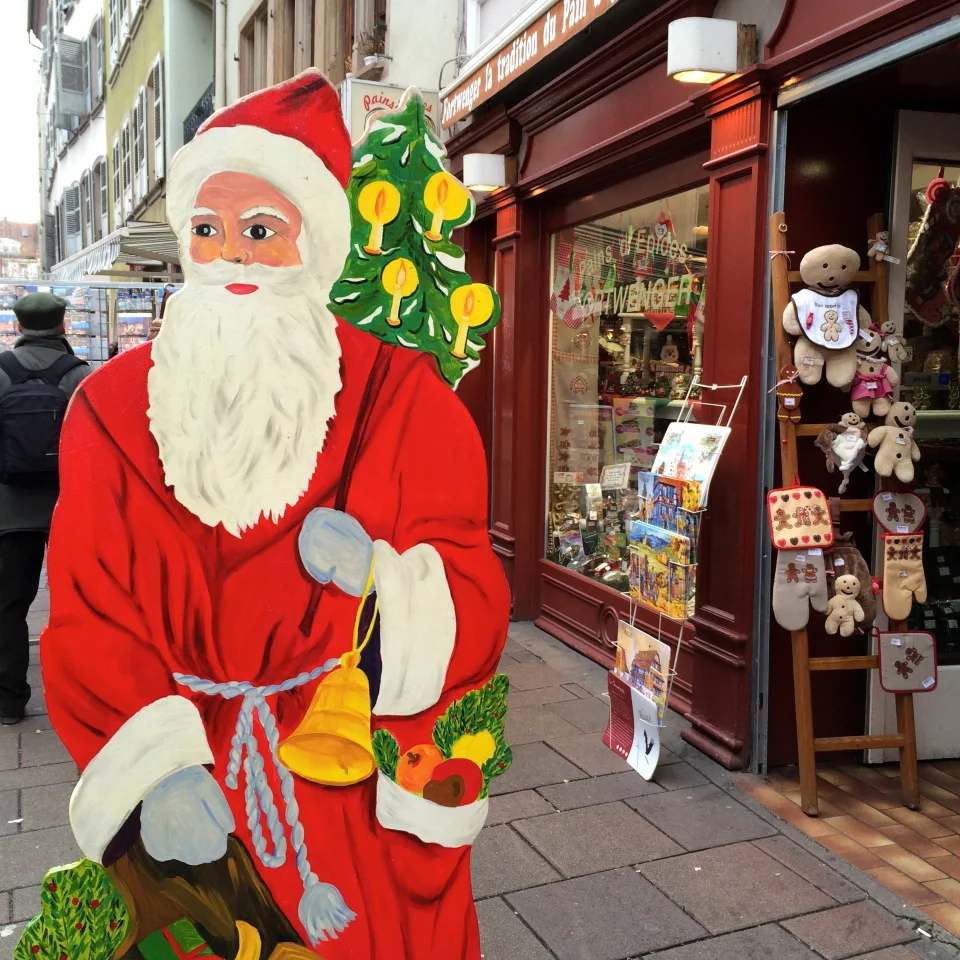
770;212;919;815
624;374;748;708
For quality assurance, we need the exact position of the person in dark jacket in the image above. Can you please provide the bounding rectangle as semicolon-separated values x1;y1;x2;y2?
0;293;89;724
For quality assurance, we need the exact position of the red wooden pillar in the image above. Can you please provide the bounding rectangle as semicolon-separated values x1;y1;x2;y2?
682;75;774;769
488;193;543;620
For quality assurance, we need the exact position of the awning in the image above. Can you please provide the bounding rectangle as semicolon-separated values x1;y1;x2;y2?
51;222;180;282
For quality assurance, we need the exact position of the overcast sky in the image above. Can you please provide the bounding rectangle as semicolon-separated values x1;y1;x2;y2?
0;1;41;223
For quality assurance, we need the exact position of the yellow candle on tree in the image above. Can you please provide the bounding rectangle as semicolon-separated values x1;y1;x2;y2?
381;258;419;327
357;181;401;255
423;172;471;242
449;283;495;358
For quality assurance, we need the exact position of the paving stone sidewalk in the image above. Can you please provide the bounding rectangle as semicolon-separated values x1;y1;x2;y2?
2;585;960;959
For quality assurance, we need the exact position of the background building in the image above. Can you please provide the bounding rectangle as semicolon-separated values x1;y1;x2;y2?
31;0;110;276
0;222;42;280
103;0;212;234
217;0;454;138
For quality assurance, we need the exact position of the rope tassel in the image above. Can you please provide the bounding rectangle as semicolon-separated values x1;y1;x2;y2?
174;658;356;944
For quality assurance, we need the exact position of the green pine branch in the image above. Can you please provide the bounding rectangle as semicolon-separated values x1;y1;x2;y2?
432;674;512;793
16;860;129;960
372;728;400;780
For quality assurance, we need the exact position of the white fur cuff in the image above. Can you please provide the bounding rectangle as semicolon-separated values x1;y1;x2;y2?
375;771;487;847
69;696;214;862
371;540;455;717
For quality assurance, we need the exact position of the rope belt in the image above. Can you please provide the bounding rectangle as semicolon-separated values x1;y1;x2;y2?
173;660;355;945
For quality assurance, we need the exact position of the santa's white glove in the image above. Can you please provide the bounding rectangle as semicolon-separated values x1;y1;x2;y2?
141;766;234;865
299;508;374;597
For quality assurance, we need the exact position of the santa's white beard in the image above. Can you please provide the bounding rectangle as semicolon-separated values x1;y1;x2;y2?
147;259;342;537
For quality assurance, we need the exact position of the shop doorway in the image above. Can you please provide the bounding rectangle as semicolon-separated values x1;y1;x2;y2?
763;26;960;769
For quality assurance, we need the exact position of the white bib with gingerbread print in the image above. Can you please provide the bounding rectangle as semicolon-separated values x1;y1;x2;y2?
791;288;859;350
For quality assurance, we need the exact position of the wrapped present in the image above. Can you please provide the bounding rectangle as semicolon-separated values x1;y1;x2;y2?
138;920;221;960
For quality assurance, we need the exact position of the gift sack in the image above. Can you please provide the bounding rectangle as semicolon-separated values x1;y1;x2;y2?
873;491;927;535
828;540;876;631
881;533;927;621
876;629;938;693
768;484;833;549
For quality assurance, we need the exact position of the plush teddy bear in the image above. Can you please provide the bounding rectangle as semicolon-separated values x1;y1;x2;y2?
879;320;908;363
851;356;900;418
825;574;865;637
868;401;921;482
867;231;891;262
816;412;867;478
783;245;874;388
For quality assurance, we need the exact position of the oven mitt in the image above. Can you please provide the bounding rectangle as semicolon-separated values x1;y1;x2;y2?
882;533;927;621
773;549;828;631
829;539;876;630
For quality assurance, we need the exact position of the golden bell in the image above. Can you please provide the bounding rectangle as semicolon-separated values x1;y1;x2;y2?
277;652;376;786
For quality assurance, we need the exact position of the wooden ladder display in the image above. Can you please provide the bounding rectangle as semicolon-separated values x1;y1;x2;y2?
770;211;920;816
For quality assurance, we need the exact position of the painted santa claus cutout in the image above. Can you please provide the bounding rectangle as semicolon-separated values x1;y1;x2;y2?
21;72;511;960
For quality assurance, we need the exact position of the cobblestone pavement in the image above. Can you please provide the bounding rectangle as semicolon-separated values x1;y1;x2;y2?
2;587;960;959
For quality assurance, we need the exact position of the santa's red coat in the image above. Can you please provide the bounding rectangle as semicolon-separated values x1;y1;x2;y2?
41;320;510;959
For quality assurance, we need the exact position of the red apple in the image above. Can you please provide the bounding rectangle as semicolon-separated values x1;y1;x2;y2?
432;757;483;805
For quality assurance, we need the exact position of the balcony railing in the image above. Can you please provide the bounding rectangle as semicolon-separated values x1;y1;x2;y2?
183;83;215;146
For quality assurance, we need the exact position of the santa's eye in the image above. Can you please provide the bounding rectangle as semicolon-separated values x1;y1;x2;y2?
192;223;218;238
243;224;276;241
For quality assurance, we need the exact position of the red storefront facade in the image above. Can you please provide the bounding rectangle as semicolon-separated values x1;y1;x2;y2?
446;0;960;772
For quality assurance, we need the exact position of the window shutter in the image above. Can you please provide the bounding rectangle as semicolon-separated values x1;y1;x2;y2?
57;197;66;263
152;57;164;181
79;172;89;248
121;116;132;215
136;86;148;201
43;213;56;270
55;36;87;122
65;183;82;257
98;158;109;238
112;136;122;226
109;0;118;65
84;170;95;246
41;26;50;76
119;0;129;42
91;17;103;105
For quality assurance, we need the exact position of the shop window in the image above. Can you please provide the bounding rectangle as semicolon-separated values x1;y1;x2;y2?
545;184;709;594
891;152;960;664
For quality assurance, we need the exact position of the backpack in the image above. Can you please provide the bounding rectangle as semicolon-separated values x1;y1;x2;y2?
0;352;86;486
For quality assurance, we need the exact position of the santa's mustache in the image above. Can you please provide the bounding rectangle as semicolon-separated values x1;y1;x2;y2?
178;256;309;296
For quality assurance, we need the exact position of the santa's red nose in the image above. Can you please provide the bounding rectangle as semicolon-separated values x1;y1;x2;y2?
226;283;259;295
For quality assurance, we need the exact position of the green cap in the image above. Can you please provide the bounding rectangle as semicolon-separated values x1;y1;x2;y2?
12;293;68;333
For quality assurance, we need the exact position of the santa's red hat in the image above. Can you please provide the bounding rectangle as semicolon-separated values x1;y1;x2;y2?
167;70;353;275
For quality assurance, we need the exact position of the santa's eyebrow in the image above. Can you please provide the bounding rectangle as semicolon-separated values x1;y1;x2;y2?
190;207;218;218
240;206;289;223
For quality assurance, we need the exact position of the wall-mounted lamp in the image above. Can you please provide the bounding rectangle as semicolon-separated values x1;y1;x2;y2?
667;18;757;84
462;153;507;193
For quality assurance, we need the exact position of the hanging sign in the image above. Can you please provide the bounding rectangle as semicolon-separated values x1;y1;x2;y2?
440;0;621;128
342;79;440;143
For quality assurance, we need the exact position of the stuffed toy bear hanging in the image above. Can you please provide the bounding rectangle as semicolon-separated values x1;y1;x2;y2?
851;357;899;418
868;401;921;483
815;412;869;493
879;320;908;363
783;245;874;388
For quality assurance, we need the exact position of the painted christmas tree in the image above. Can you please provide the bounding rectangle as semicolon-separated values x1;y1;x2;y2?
16;859;131;960
329;90;500;387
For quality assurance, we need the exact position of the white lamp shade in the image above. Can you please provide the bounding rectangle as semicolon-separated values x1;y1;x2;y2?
463;154;506;193
667;17;739;83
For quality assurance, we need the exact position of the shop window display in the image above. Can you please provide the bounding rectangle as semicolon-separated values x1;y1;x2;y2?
545;185;709;596
896;161;960;665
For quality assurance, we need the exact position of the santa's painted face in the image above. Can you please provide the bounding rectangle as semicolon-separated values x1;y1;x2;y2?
189;172;304;277
147;170;343;537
